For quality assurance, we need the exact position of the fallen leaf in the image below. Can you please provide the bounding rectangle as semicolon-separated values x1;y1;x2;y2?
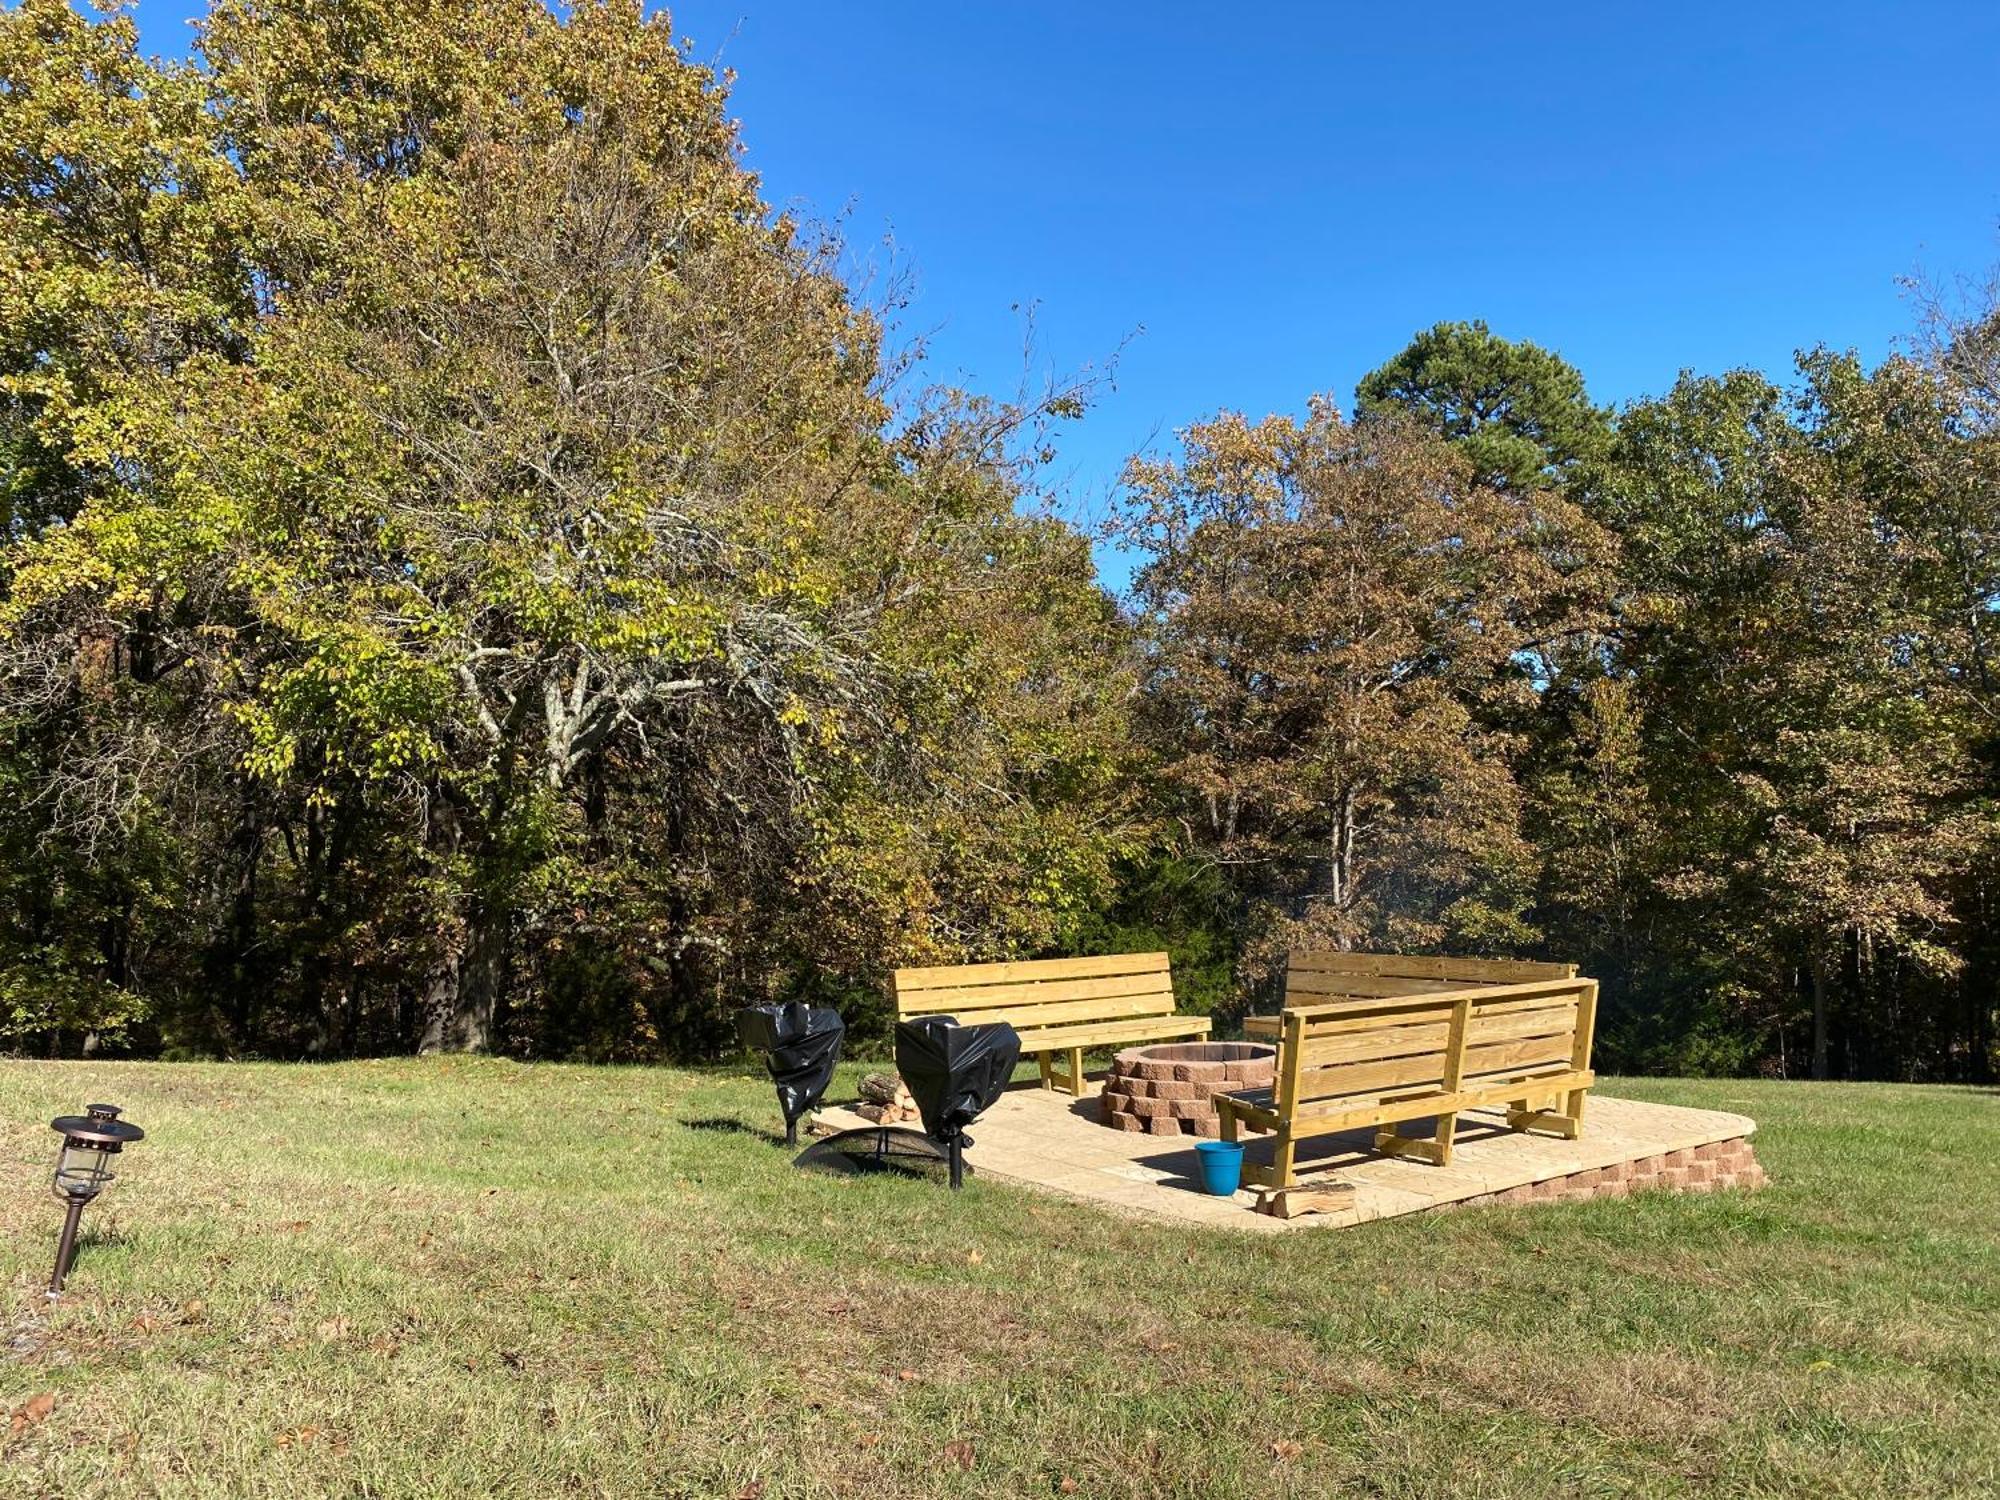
896;1368;917;1382
180;1299;207;1324
734;1482;765;1500
274;1425;320;1450
279;1221;310;1233
9;1393;54;1437
1270;1439;1303;1461
857;1433;881;1450
966;1250;984;1266
315;1318;350;1342
1058;1479;1080;1494
942;1438;976;1472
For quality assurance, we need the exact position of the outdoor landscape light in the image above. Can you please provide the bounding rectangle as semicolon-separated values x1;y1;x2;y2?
47;1102;144;1298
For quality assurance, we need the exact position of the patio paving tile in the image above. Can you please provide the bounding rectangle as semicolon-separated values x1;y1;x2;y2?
809;1086;1755;1234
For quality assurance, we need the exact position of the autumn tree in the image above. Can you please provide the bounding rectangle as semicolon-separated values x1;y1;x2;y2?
1118;398;1603;987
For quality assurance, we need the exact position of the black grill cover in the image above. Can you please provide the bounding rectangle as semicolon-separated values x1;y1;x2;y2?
894;1015;1021;1142
735;1003;846;1132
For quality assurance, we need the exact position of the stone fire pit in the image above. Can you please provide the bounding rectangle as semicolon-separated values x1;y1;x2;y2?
1099;1041;1276;1137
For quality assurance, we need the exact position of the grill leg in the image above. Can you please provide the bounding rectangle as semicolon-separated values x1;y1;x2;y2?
785;1119;798;1147
948;1135;964;1192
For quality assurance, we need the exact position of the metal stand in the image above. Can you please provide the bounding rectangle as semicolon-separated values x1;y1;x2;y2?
785;1119;799;1147
49;1191;88;1298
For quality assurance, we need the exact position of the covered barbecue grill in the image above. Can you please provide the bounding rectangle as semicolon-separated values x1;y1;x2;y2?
735;1001;847;1144
793;1015;1021;1190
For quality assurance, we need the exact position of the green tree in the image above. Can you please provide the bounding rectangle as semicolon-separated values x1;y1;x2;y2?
1580;362;1980;1079
0;0;1135;1057
1356;319;1612;494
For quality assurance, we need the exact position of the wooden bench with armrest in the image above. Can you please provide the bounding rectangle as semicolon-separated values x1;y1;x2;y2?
892;952;1208;1096
1217;968;1599;1191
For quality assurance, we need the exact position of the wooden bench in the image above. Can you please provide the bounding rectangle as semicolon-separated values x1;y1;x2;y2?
892;953;1210;1095
1218;954;1597;1190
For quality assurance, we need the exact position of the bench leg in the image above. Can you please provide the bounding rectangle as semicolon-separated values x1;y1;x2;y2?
1037;1052;1055;1091
1375;1119;1454;1166
1270;1128;1297;1190
1434;1111;1458;1167
1067;1047;1087;1096
1507;1091;1585;1140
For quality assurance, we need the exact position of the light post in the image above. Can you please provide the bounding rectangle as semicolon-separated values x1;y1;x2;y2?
47;1102;144;1299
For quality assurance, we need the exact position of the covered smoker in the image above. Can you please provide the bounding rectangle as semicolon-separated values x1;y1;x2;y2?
735;1002;847;1144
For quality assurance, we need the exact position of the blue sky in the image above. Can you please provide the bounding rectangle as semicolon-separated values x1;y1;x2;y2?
139;2;2000;575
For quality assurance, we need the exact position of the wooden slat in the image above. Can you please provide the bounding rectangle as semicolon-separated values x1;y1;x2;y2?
1294;1050;1450;1103
898;972;1174;1017
1283;973;1464;1000
1298;1019;1454;1069
1462;998;1578;1044
1284;995;1462;1030
1010;1015;1211;1051
905;992;1172;1029
1284;977;1588;1019
1288;951;1577;983
1294;1006;1573;1069
894;952;1168;993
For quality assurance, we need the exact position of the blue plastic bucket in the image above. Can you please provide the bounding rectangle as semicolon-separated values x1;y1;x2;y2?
1195;1139;1246;1196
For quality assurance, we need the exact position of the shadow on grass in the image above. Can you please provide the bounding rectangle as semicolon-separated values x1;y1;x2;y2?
676;1116;788;1145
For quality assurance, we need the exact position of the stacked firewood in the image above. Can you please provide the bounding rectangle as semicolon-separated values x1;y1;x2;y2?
854;1071;921;1125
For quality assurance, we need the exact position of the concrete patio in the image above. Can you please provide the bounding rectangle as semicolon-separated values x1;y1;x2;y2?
812;1084;1761;1233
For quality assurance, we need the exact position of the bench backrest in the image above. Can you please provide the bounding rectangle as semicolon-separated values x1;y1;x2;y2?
1285;950;1577;1006
1274;977;1598;1114
893;953;1176;1030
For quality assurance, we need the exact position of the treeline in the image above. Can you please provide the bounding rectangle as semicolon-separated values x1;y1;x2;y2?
2;1;1994;1080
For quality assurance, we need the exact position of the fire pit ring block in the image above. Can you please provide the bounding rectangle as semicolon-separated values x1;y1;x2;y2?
1099;1040;1276;1138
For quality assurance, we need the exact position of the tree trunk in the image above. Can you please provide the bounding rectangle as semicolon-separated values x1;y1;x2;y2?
1809;950;1831;1082
414;795;513;1055
419;891;510;1054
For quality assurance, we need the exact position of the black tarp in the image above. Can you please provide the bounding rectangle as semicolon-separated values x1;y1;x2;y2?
735;1003;846;1139
893;1015;1021;1143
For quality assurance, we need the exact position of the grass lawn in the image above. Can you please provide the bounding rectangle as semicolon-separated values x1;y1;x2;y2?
1;1059;1995;1498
